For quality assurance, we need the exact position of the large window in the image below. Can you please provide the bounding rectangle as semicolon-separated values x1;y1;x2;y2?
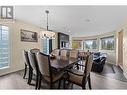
43;38;49;54
101;36;115;50
84;39;97;50
0;25;9;68
72;40;82;49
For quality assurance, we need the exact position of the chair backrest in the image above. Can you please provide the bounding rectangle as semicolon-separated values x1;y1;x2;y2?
36;52;51;77
28;50;38;71
84;54;93;77
30;48;40;54
22;50;30;66
60;49;68;57
69;50;78;59
51;49;60;56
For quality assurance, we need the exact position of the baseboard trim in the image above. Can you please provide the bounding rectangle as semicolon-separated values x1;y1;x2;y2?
0;68;24;77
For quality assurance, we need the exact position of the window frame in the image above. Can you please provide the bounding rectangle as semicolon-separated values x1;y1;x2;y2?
100;35;115;51
72;40;83;50
83;38;98;50
0;24;10;69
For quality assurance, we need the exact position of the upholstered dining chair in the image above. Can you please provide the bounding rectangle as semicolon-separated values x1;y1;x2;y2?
60;49;68;57
69;50;79;59
36;52;64;89
78;51;88;70
64;54;93;89
28;48;40;89
51;49;60;56
69;50;79;69
22;50;31;80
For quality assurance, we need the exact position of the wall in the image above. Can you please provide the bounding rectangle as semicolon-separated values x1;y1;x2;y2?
72;31;117;64
115;18;127;78
0;19;42;76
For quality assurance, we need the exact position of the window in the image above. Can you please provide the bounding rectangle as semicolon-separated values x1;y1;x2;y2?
0;25;9;68
84;39;97;50
43;38;49;54
101;36;115;50
72;40;82;49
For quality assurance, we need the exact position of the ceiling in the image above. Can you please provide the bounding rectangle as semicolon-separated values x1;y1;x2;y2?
14;6;127;37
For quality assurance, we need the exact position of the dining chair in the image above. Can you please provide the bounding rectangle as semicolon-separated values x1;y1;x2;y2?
69;49;80;69
60;49;68;57
51;49;60;56
78;51;88;70
64;54;93;89
22;50;31;80
28;49;40;89
69;50;79;59
36;52;64;89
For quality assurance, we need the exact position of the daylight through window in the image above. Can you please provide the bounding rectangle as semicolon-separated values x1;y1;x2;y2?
0;25;9;68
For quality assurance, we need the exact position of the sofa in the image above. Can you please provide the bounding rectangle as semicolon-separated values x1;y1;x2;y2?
92;52;107;73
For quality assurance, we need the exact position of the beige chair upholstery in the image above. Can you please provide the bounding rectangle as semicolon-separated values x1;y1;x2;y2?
28;51;37;72
60;49;68;57
22;50;31;79
28;49;40;71
36;52;50;77
30;48;40;54
22;50;30;66
51;49;60;56
69;50;78;59
66;54;93;89
28;49;40;89
37;52;64;89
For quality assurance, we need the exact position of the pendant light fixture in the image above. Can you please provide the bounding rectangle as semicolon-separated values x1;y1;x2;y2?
40;10;55;39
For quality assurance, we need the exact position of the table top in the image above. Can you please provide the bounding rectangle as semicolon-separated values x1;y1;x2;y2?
50;56;79;70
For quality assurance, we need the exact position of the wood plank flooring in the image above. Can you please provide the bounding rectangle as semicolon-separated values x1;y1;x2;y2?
0;70;127;89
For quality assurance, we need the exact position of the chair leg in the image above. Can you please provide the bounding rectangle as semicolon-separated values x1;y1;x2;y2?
71;83;73;89
38;74;42;89
49;83;53;89
82;86;86;89
88;75;92;89
23;64;27;79
58;80;61;89
63;79;66;89
35;72;39;90
76;63;79;70
28;68;33;85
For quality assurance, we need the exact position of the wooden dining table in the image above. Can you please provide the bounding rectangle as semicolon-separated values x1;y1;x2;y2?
50;56;79;70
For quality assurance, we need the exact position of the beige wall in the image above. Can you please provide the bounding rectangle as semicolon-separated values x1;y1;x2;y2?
0;19;58;76
0;19;42;76
115;18;127;78
72;31;117;64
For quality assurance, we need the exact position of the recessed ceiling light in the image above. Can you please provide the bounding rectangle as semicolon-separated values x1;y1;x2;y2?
85;19;91;22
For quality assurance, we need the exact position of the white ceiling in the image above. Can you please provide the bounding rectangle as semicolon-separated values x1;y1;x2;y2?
14;6;127;37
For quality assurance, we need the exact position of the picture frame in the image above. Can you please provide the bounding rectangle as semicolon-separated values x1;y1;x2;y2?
20;29;38;42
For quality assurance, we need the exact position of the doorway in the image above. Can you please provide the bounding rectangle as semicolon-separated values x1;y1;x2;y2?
118;30;123;69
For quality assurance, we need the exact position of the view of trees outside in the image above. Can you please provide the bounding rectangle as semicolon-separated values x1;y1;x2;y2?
84;39;97;50
72;41;82;49
0;25;9;68
101;36;115;50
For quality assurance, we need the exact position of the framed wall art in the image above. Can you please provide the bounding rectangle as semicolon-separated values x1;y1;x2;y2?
20;29;38;42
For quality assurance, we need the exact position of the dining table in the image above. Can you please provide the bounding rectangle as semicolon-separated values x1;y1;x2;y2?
50;56;79;71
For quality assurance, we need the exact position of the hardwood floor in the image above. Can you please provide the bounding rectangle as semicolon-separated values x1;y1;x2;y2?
0;70;127;89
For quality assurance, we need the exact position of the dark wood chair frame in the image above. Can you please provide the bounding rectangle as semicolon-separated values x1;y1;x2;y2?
37;52;62;89
28;49;40;89
64;55;92;89
23;50;33;85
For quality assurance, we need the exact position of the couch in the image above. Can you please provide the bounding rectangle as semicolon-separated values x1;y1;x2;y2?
92;52;107;73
